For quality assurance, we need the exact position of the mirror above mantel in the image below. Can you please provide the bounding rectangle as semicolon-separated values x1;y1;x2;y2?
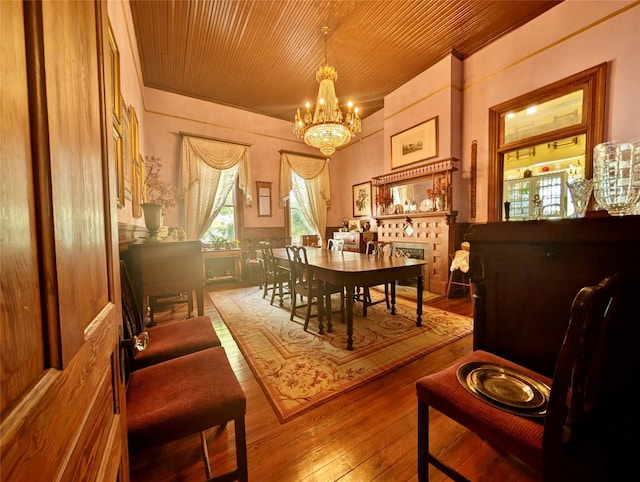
372;158;458;217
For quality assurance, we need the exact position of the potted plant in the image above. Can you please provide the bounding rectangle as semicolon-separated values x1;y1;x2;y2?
141;155;176;241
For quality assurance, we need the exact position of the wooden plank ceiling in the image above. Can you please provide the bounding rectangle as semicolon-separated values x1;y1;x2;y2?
129;0;562;121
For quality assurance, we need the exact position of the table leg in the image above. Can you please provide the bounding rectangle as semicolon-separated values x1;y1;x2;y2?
416;276;423;327
324;287;333;333
390;281;397;315
345;283;354;350
197;288;204;317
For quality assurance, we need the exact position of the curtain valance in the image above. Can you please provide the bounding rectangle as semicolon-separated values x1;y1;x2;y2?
180;135;252;204
279;152;330;208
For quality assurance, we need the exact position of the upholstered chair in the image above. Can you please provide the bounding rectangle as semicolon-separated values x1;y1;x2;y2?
120;261;221;371
126;346;248;481
416;274;626;481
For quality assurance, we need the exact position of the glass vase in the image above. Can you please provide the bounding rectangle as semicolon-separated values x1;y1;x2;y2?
567;178;593;218
593;140;640;216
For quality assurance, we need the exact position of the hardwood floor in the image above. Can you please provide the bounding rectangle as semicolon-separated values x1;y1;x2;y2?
129;283;540;482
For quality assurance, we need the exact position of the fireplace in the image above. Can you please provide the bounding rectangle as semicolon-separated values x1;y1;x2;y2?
374;212;453;295
393;242;426;288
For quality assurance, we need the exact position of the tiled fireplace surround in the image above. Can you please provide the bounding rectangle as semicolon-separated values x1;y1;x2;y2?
375;213;453;295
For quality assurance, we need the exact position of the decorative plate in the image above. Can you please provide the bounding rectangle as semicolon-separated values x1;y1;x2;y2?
457;362;551;418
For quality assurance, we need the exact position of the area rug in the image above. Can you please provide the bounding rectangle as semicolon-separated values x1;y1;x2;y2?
209;286;472;422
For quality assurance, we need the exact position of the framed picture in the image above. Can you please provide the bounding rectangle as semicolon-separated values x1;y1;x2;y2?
256;181;272;217
120;96;132;201
132;153;143;218
108;23;124;206
348;219;361;232
352;181;372;217
129;106;141;217
107;24;121;123
391;116;438;169
112;125;124;207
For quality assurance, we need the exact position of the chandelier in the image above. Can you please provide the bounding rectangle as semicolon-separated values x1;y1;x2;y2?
294;27;361;157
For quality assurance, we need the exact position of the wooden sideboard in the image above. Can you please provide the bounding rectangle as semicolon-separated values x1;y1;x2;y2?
332;231;376;252
202;248;242;283
467;215;640;378
123;240;205;320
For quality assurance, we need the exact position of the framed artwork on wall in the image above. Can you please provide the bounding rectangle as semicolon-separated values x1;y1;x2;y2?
256;181;272;217
107;24;121;124
112;125;124;207
120;96;132;201
108;23;124;207
132;153;143;218
352;181;372;217
391;116;438;169
129;106;142;217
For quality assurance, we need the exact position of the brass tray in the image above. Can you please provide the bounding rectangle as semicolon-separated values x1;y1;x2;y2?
457;362;551;418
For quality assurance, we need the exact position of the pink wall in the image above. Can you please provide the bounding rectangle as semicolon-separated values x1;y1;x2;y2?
460;0;639;221
108;0;145;226
109;0;639;230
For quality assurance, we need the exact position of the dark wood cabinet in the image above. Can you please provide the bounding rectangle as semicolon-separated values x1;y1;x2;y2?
124;240;205;319
467;216;640;378
333;231;376;252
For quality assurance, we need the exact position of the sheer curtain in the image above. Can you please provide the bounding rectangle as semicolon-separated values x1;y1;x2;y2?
180;135;252;240
279;151;330;243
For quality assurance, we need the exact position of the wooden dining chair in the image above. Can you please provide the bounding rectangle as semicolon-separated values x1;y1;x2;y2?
416;274;627;481
126;346;248;481
260;241;291;307
286;244;344;334
120;261;221;370
356;240;395;316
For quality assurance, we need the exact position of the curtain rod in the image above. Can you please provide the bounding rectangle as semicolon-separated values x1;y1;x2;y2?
279;149;326;160
178;131;252;148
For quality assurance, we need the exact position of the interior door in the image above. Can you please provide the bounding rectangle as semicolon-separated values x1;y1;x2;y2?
1;1;128;480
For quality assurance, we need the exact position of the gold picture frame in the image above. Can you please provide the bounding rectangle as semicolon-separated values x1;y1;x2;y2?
108;24;121;123
352;181;372;217
132;153;144;219
391;116;438;169
112;125;124;207
130;106;142;217
121;96;132;201
108;23;124;206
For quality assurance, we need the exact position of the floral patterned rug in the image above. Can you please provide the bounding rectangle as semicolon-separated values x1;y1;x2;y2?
209;286;472;422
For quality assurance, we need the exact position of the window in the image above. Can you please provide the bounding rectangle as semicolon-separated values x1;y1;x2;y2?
201;188;236;244
488;63;606;221
288;187;314;240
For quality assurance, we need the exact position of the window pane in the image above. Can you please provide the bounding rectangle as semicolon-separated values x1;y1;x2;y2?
503;90;584;144
202;190;236;243
289;190;313;237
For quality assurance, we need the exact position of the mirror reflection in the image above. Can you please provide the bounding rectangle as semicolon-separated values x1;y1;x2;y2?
503;134;586;220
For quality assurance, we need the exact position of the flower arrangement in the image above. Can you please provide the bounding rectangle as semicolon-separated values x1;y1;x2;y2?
375;185;393;206
426;178;447;202
143;155;176;209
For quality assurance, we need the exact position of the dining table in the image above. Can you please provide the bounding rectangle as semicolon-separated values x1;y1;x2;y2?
266;247;427;350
